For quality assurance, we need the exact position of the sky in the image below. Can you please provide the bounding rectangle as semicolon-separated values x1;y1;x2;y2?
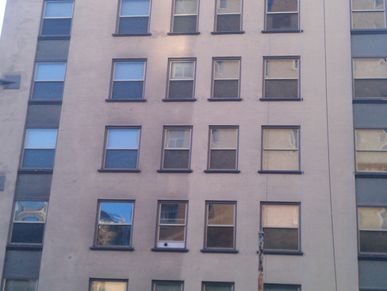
0;0;6;35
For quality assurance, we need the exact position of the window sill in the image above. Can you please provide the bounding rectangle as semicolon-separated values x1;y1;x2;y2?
90;246;134;251
7;244;43;251
259;97;303;102
167;32;200;36
38;35;71;40
261;250;303;256
211;31;245;35
351;29;387;35
258;170;303;175
29;100;63;105
208;98;242;102
201;249;239;254
204;169;240;174
98;169;141;173
353;98;387;104
157;169;193;173
18;169;53;174
355;172;387;178
261;29;303;34
358;254;387;261
162;98;197;102
151;248;189;253
105;99;147;103
112;33;152;37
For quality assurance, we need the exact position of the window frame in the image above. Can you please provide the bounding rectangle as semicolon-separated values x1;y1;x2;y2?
152;280;184;291
211;57;242;100
116;0;152;35
260;125;301;174
202;281;235;291
262;56;301;101
40;0;74;37
264;0;300;32
214;0;243;33
89;278;129;291
170;0;200;34
166;58;197;101
101;126;142;171
203;201;237;251
3;279;38;291
93;199;135;249
351;0;387;30
264;283;302;291
260;201;302;254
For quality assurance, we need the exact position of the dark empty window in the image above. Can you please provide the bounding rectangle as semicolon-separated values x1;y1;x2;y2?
358;207;387;254
111;60;146;100
215;0;242;32
117;0;150;35
355;129;387;172
353;58;387;99
172;0;199;33
167;59;196;100
261;203;300;252
264;284;301;291
212;58;241;100
103;127;141;170
208;126;239;170
352;0;386;29
4;280;37;291
265;0;299;31
90;279;128;291
204;202;236;249
10;201;48;244
153;281;184;291
161;126;192;170
41;1;73;36
203;282;234;291
21;129;58;169
95;201;134;247
263;57;300;100
31;62;66;101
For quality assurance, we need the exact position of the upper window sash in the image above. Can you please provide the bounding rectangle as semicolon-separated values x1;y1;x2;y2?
120;0;151;17
13;201;48;224
216;0;242;15
106;128;141;150
113;61;146;82
173;0;199;16
353;58;387;79
34;63;67;82
163;127;192;150
262;128;299;151
43;1;74;19
358;207;387;231
213;59;241;80
352;0;385;11
206;202;236;227
97;201;134;226
169;61;195;81
261;204;300;229
158;202;188;226
266;0;299;13
24;129;58;149
264;58;299;80
209;128;238;150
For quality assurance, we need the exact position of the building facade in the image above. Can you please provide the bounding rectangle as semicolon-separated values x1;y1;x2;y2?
0;0;383;290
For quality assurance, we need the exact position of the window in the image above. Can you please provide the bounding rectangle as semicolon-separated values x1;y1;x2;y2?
352;0;386;29
161;126;192;170
212;58;241;100
95;201;134;247
261;203;300;252
215;0;242;32
261;127;300;172
41;0;73;36
265;0;299;31
10;201;48;244
103;127;141;170
204;202;236;249
167;59;196;100
31;62;66;101
353;58;387;99
355;129;387;172
263;57;300;100
358;207;387;254
208;126;239;171
89;279;128;291
117;0;151;35
264;284;301;291
171;0;199;33
156;201;188;249
153;281;184;291
4;279;37;291
203;282;234;291
111;60;146;100
21;129;58;169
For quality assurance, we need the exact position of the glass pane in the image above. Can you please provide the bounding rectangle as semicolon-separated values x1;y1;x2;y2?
97;225;131;246
160;203;186;224
262;150;299;171
263;128;298;149
352;0;384;10
353;59;387;79
359;207;387;230
264;228;299;250
155;282;182;291
356;129;387;150
159;226;185;241
217;0;241;13
168;80;194;99
121;0;150;16
265;284;300;291
5;280;36;291
206;226;234;248
208;204;235;225
213;80;239;98
214;60;240;79
45;2;73;18
14;201;48;222
114;62;145;80
11;223;45;244
262;204;299;228
352;11;386;29
165;128;191;148
25;129;58;149
175;0;198;14
266;59;299;79
171;62;194;80
266;13;299;30
99;202;133;224
35;63;66;81
204;282;233;291
209;150;237;170
267;0;298;12
90;281;127;291
105;150;138;169
360;230;387;253
356;151;387;171
210;128;237;149
107;129;140;149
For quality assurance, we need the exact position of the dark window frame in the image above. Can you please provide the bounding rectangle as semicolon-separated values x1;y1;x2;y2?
89;278;129;291
214;0;243;33
165;58;197;101
202;281;235;291
115;0;152;35
152;280;184;291
170;0;200;34
39;0;74;37
264;283;302;290
263;0;300;32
